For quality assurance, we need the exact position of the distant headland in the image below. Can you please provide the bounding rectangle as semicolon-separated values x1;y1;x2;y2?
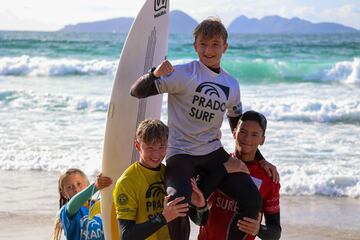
58;10;359;34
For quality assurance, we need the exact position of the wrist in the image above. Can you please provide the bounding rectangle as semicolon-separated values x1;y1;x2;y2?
190;202;208;212
257;224;267;238
157;213;167;224
148;67;159;78
197;203;208;212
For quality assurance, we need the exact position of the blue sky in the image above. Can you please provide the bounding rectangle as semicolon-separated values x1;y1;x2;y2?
1;0;359;31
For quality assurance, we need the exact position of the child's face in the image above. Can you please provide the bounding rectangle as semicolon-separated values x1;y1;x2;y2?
61;172;88;200
234;120;265;158
135;140;167;169
194;34;228;69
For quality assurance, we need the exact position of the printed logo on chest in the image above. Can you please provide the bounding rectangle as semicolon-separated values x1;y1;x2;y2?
189;82;230;122
145;182;166;219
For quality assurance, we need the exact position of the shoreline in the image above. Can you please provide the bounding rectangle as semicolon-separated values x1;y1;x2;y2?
1;170;360;239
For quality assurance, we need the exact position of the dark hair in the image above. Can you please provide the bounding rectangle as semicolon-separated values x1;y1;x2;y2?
238;110;267;134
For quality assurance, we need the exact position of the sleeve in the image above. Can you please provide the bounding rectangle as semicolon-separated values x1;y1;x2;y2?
118;214;167;240
226;80;242;118
113;177;138;220
188;204;209;226
130;69;160;98
262;183;280;215
257;212;281;240
228;115;241;132
154;64;194;94
66;183;98;217
254;181;281;239
59;205;80;239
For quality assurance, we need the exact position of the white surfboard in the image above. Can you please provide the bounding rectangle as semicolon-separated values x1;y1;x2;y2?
100;0;169;239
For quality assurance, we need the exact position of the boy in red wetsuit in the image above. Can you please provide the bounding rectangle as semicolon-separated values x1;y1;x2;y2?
197;110;281;240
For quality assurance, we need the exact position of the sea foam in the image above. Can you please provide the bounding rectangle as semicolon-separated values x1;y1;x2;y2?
0;55;117;76
0;90;108;112
280;164;360;198
323;58;360;84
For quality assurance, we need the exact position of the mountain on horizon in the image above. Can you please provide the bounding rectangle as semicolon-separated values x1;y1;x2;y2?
169;10;197;33
58;11;358;34
58;17;133;33
228;15;358;33
58;10;198;34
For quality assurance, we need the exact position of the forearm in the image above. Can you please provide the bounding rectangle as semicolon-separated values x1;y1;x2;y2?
119;214;167;240
66;183;98;217
257;213;281;240
228;115;241;132
188;204;209;226
130;69;159;98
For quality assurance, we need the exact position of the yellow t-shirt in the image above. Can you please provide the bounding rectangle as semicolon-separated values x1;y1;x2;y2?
113;162;170;240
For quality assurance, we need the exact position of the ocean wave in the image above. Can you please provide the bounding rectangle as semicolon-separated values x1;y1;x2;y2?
2;89;360;124
280;164;360;198
321;57;360;84
0;55;117;77
224;57;360;85
1;154;359;198
2;55;359;86
247;97;360;124
0;90;108;112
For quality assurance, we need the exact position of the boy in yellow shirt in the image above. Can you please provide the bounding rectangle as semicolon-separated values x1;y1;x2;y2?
113;119;205;240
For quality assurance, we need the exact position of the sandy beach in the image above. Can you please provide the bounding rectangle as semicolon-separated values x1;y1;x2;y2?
1;170;360;240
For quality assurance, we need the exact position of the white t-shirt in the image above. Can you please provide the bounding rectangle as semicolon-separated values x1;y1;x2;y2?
155;60;242;157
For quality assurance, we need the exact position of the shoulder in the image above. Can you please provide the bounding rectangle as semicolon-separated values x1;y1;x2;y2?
251;163;280;190
160;163;166;173
174;60;198;70
172;60;200;78
220;69;239;86
123;162;142;176
115;163;141;188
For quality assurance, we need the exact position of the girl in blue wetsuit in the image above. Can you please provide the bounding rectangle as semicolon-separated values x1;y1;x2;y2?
53;168;112;240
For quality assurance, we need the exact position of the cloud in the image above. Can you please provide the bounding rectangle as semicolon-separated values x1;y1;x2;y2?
308;4;360;29
183;1;360;29
1;0;359;31
0;9;54;31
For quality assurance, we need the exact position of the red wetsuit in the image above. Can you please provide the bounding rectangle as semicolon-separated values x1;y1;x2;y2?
198;158;280;240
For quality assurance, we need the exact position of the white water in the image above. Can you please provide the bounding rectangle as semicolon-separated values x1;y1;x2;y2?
1;73;359;198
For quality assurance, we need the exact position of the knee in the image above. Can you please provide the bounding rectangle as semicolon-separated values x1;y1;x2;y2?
166;182;192;203
236;188;262;217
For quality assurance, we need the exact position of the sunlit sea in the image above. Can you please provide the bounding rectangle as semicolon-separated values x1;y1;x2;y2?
1;31;359;198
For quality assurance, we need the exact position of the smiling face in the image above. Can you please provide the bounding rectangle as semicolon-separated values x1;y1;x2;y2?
61;172;89;200
136;140;167;169
194;34;228;69
234;120;265;161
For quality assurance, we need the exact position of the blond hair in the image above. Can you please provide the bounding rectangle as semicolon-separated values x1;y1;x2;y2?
136;119;169;145
52;168;89;240
193;17;228;43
